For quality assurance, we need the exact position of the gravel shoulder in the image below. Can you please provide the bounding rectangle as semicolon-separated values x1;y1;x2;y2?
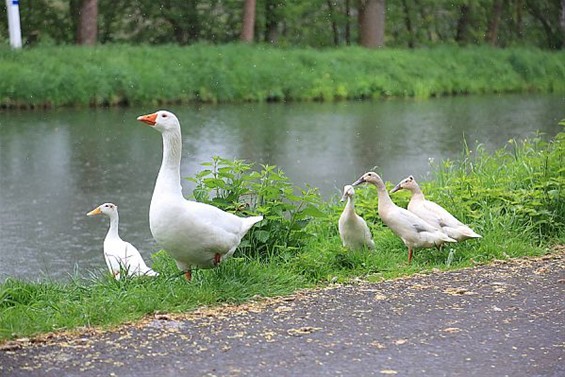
1;250;564;377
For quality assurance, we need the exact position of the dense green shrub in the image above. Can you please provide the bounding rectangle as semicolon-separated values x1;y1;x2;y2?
188;157;326;258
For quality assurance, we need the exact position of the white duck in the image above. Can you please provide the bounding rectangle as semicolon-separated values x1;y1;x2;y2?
338;185;375;250
137;110;263;280
87;203;158;279
390;175;482;241
352;172;456;264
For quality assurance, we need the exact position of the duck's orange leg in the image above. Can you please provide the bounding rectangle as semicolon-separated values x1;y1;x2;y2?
184;270;192;281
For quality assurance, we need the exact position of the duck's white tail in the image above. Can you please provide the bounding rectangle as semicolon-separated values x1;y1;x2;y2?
242;215;263;233
447;226;482;241
441;232;457;243
463;228;482;239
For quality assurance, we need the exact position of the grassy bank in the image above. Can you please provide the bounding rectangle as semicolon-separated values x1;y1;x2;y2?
0;45;564;108
0;127;563;342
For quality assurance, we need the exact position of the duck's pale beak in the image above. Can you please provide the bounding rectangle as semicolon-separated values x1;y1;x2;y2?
351;177;365;187
390;183;402;194
87;207;102;216
137;113;158;126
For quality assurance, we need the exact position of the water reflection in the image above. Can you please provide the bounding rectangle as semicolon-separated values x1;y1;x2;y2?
0;94;562;281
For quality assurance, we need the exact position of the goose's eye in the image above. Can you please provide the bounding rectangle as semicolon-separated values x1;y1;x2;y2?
162;113;168;118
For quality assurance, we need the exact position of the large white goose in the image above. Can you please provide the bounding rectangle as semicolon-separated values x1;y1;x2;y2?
338;185;375;250
390;175;482;241
352;172;455;263
87;203;158;279
137;110;263;280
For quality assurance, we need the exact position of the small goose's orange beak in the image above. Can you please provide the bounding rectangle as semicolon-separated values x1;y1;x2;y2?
137;113;158;126
87;207;102;216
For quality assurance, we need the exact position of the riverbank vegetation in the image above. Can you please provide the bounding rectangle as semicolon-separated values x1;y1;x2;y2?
0;45;564;109
0;127;563;342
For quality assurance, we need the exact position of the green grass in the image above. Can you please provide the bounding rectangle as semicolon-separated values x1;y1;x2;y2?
0;129;563;342
0;44;564;108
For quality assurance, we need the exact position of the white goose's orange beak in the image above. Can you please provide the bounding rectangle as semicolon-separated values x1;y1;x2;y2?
87;207;102;216
137;113;158;126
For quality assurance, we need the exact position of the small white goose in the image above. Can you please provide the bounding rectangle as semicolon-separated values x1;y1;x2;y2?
137;110;263;280
352;172;456;263
87;203;158;279
390;175;482;241
338;185;375;250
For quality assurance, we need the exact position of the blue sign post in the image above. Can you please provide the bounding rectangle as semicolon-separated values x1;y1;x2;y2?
6;0;22;48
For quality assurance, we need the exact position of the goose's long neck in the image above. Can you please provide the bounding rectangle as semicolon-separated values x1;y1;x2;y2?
409;184;425;201
344;196;355;215
371;179;395;214
155;129;183;198
106;213;120;240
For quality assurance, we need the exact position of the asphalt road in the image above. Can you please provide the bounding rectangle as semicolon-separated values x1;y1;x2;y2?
1;251;564;377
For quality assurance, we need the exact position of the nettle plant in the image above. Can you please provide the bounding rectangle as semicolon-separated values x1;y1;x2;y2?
188;157;327;259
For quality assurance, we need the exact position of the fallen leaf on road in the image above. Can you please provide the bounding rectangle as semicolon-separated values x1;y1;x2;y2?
0;341;21;351
154;314;171;321
380;370;398;374
261;330;277;342
444;287;477;295
274;306;293;313
534;267;548;274
371;341;386;349
287;327;322;336
443;327;461;333
411;284;432;290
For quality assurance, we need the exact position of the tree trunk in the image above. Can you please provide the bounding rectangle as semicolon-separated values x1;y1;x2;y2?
358;0;386;48
400;0;415;48
327;1;339;45
240;0;256;43
485;0;503;45
265;0;280;44
560;0;565;39
76;0;98;45
345;0;351;45
326;0;339;46
514;0;523;41
413;0;433;41
455;4;471;45
186;0;201;43
525;0;563;49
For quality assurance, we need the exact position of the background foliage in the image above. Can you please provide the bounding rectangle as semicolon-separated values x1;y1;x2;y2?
0;0;563;49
